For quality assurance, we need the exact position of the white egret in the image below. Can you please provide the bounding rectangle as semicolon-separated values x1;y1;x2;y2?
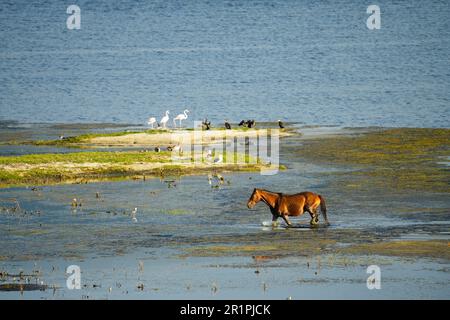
160;110;170;129
147;117;157;128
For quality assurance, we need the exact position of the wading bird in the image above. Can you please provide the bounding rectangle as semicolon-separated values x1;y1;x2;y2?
131;207;138;223
278;120;284;129
147;117;157;128
160;110;170;129
173;109;189;128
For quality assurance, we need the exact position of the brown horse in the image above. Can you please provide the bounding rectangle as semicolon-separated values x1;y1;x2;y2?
247;188;329;227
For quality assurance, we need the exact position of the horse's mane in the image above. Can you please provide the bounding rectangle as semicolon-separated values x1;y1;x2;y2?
257;188;283;196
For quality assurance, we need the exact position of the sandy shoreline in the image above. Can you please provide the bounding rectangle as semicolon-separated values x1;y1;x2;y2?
84;128;293;147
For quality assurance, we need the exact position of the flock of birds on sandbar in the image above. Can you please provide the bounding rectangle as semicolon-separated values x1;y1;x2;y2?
147;109;285;130
58;112;289;225
147;109;190;129
148;110;286;164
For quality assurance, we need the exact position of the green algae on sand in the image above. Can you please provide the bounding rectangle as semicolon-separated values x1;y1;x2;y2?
297;128;450;193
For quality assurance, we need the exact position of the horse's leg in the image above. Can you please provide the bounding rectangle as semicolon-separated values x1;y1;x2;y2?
282;215;292;227
271;214;279;227
308;208;319;226
269;208;280;227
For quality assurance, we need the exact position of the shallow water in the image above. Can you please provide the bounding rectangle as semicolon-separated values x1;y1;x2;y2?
0;126;449;299
1;0;449;299
0;1;449;127
1;251;449;300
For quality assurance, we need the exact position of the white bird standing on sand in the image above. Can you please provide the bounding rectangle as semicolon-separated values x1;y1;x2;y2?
147;117;157;128
160;110;170;129
173;109;189;128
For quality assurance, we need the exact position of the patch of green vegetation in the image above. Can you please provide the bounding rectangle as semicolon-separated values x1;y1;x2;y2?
298;128;450;193
0;170;19;181
0;165;141;188
30;131;142;146
222;152;260;165
0;149;264;188
143;129;171;134
28;130;174;146
157;164;184;176
179;230;337;258
162;209;191;215
340;240;450;260
180;232;450;261
0;151;172;187
182;240;335;258
8;229;50;237
0;151;172;165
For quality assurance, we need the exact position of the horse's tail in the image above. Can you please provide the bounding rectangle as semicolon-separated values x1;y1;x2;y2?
318;195;329;225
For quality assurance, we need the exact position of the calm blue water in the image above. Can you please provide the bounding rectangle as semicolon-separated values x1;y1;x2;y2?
0;0;449;127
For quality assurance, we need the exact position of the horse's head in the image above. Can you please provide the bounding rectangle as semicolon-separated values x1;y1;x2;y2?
247;188;261;209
